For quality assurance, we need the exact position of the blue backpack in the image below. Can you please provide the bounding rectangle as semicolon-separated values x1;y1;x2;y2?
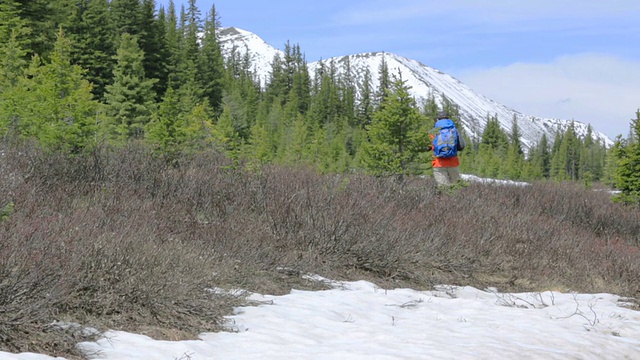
433;119;459;158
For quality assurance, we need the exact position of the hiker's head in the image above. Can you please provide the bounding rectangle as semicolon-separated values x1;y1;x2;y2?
436;110;448;120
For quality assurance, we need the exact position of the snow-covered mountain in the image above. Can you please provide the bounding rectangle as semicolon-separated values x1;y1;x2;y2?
218;27;613;150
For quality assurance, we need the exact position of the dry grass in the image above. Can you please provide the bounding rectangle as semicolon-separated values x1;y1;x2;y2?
1;141;639;358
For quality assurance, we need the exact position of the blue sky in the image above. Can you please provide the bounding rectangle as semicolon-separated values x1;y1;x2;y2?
158;0;640;139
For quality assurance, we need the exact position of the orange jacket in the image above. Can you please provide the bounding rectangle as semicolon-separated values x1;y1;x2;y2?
429;133;460;168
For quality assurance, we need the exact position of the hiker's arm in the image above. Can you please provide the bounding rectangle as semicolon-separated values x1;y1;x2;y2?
457;134;466;151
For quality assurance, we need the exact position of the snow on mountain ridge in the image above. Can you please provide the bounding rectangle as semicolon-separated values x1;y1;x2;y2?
218;27;613;151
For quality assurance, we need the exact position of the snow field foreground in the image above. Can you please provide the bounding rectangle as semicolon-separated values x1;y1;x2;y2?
4;277;639;360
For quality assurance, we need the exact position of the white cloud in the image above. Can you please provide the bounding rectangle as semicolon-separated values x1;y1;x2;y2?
454;54;640;139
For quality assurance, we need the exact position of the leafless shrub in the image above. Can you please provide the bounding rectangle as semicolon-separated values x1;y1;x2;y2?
1;141;639;358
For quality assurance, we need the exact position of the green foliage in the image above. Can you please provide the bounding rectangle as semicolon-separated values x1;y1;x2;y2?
104;33;157;140
612;110;640;206
2;28;100;151
0;0;30;48
0;201;14;222
361;74;429;176
199;3;225;113
0;0;617;188
69;0;115;100
481;115;509;151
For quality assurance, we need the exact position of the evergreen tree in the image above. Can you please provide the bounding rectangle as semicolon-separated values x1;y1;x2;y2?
509;115;523;155
291;44;311;115
504;115;524;179
481;115;509;151
528;133;551;179
182;0;201;65
110;0;142;37
8;28;99;151
145;86;181;154
173;0;203;112
146;88;215;157
611;110;640;205
421;93;438;121
308;59;340;127
579;125;603;184
562;123;581;180
70;0;115;100
246;101;282;165
361;73;428;176
16;0;75;57
0;29;27;90
0;0;30;47
355;67;374;129
162;0;182;89
140;0;169;98
375;53;390;108
199;3;225;114
104;33;157;140
340;56;356;124
0;29;28;138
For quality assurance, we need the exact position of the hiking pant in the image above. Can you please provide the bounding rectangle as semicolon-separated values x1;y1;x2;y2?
433;166;460;186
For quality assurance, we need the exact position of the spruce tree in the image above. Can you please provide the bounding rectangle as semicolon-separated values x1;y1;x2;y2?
70;0;115;100
16;0;75;57
199;4;225;114
0;0;30;47
505;116;524;180
291;44;311;115
612;110;640;205
140;0;169;98
481;115;509;151
0;29;28;138
375;53;390;108
110;0;142;37
361;73;428;176
355;67;374;129
10;28;99;151
163;0;182;90
104;33;157;140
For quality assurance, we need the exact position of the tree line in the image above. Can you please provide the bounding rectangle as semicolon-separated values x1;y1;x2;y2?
0;0;638;204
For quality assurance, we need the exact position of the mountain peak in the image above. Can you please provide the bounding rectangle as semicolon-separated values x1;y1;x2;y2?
218;28;613;149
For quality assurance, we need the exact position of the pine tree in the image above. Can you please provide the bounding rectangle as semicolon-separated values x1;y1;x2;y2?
104;33;157;140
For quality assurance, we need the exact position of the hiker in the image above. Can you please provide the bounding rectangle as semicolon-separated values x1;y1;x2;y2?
427;110;466;187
